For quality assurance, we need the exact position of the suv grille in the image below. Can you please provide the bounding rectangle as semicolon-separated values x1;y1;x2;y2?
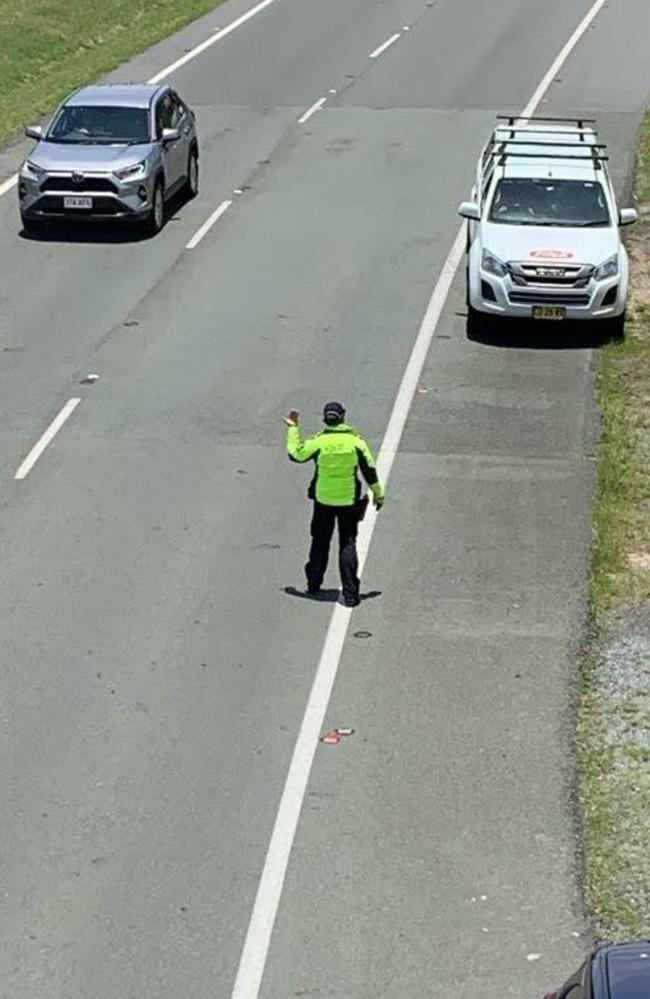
36;195;128;216
41;176;119;194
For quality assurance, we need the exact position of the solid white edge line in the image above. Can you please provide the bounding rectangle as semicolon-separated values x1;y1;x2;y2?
369;32;401;60
147;0;277;84
298;97;327;124
0;173;17;198
185;199;232;249
228;1;609;997
14;398;81;480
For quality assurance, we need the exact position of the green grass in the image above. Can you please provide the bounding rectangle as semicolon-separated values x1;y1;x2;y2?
639;107;650;206
0;0;226;145
590;335;650;615
579;110;650;941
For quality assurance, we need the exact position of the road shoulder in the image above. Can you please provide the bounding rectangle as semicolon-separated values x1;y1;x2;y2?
579;109;650;940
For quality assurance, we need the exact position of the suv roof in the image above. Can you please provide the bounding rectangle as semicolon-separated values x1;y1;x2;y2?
66;84;164;108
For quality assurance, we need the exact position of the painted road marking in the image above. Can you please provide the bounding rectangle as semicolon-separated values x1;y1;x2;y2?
185;199;232;249
369;32;401;59
298;97;327;124
148;0;278;83
14;398;81;480
0;174;17;198
228;2;611;997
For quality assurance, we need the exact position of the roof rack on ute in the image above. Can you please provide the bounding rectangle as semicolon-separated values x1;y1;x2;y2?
497;114;597;126
495;150;609;166
487;118;608;169
492;139;608;165
472;115;607;204
490;139;606;150
493;127;598;141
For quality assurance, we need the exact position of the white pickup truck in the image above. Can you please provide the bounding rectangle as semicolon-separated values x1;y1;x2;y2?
458;116;638;337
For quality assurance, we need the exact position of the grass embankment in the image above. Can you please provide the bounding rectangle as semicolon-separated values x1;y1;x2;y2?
579;111;650;941
0;0;225;146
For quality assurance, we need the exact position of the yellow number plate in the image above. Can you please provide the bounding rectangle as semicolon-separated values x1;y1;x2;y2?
532;305;566;321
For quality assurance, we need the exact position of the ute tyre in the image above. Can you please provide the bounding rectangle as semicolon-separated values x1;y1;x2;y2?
185;149;199;199
607;313;626;343
144;179;165;236
467;303;481;339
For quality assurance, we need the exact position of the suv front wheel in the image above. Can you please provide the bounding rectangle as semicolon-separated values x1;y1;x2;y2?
184;148;199;199
143;178;165;236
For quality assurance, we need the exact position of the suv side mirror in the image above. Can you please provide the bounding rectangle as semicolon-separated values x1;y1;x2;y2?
161;127;180;144
458;201;480;221
619;208;638;226
25;125;43;141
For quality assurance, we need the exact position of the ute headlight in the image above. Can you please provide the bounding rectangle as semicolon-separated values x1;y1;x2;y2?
481;248;507;277
23;160;45;178
114;161;146;181
594;254;619;281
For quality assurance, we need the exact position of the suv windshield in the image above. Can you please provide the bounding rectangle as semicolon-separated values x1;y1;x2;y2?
488;178;611;227
47;105;150;144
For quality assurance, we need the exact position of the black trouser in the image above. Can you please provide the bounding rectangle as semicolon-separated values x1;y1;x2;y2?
305;502;360;600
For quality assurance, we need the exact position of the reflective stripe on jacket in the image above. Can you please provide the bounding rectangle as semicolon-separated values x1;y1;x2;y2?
287;422;384;507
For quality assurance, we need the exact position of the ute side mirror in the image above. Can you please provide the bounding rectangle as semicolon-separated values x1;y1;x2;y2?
619;208;638;226
458;201;480;221
161;127;181;144
25;125;43;141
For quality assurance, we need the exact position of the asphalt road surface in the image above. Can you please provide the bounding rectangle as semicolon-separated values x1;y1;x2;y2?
1;1;650;997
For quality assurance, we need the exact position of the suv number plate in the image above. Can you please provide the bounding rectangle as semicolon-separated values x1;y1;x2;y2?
532;305;566;321
63;196;92;209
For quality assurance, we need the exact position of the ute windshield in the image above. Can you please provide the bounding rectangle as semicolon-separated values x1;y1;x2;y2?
47;105;150;145
488;177;611;228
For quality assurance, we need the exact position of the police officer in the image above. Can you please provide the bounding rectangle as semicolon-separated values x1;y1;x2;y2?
284;402;384;607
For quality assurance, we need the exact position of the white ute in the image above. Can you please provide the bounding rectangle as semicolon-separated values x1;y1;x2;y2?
458;116;638;337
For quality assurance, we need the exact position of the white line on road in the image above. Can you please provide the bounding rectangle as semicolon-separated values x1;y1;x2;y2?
148;0;278;83
298;97;327;124
0;174;17;198
369;32;401;59
185;199;232;249
228;1;609;997
14;398;81;480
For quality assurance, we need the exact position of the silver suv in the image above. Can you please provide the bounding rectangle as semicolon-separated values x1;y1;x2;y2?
18;83;199;235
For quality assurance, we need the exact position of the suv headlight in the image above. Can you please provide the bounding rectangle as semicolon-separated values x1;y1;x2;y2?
114;161;147;181
594;254;619;281
481;249;507;277
23;160;45;178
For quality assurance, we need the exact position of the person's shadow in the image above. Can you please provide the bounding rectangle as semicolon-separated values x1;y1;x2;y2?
284;586;382;604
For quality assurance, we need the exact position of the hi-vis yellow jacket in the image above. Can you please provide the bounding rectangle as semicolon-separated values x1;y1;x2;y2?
287;422;384;507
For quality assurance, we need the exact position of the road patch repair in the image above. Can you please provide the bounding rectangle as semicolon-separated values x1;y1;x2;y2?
579;109;650;940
